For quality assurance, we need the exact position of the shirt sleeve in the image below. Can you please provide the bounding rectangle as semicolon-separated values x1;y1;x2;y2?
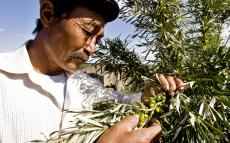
65;71;142;110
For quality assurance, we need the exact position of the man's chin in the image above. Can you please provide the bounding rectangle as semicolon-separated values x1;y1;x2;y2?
65;63;82;73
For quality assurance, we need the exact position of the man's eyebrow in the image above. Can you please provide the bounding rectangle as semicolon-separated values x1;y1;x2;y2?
82;19;102;27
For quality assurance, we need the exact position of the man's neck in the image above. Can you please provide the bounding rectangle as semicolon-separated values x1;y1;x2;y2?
26;38;64;76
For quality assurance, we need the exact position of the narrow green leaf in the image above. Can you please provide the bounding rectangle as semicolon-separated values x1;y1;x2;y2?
75;115;104;127
172;126;182;142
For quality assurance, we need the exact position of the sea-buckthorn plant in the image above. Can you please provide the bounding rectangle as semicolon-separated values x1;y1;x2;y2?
92;0;230;142
34;77;192;143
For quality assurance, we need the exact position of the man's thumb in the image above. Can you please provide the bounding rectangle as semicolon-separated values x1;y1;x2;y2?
114;115;139;132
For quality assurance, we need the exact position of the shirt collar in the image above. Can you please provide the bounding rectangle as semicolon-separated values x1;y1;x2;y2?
0;40;76;79
0;41;34;74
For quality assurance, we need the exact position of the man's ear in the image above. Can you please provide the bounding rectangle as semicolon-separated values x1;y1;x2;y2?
40;0;55;28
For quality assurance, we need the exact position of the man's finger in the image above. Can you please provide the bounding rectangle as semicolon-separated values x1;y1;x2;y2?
114;115;139;132
166;76;176;95
128;120;162;143
156;74;169;91
146;119;162;143
148;118;161;127
175;78;186;92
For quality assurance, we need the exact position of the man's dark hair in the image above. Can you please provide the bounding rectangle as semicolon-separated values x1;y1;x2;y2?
33;0;119;34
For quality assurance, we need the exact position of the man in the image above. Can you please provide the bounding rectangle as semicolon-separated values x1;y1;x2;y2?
0;0;185;142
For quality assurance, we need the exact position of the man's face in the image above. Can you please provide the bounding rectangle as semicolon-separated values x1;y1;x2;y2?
45;6;105;73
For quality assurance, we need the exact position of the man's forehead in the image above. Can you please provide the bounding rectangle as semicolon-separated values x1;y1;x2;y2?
79;18;104;27
76;18;105;31
68;6;105;25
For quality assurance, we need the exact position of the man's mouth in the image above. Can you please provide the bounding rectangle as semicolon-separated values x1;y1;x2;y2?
66;51;89;63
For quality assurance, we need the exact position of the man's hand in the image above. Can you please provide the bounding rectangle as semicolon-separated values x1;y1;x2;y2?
97;115;162;143
142;74;186;102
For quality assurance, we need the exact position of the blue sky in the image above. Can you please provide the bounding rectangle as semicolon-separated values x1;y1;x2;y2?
0;0;135;52
2;1;228;56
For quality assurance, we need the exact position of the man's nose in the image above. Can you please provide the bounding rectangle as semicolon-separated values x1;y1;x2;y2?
84;37;96;56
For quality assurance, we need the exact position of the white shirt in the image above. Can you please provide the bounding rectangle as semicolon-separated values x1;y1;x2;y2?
0;42;141;143
29;69;66;107
0;43;67;142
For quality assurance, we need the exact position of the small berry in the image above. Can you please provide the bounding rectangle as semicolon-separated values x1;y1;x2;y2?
155;107;161;113
149;103;155;108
